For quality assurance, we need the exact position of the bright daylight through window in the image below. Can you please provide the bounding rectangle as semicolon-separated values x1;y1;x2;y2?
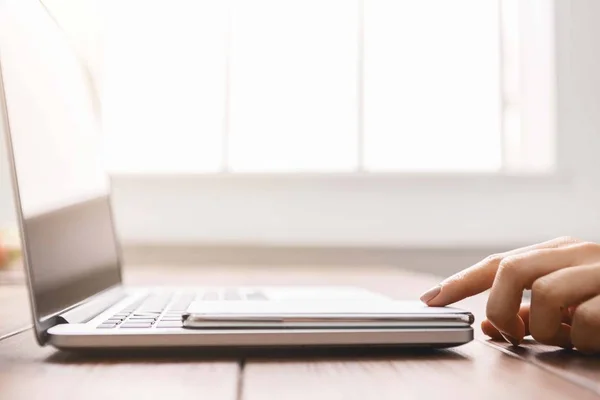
46;0;552;175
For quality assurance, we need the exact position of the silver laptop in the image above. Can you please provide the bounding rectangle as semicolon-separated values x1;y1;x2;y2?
0;0;473;351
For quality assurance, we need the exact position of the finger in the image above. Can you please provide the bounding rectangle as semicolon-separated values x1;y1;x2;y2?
571;294;600;354
424;236;581;306
481;304;572;340
482;303;530;339
486;243;599;344
530;263;600;350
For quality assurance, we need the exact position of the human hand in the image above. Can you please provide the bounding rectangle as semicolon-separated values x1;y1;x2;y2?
419;237;600;353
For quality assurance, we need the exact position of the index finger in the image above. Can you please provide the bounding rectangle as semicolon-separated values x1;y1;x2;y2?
422;236;580;307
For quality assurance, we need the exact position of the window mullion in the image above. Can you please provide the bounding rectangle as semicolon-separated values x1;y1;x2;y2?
357;0;365;172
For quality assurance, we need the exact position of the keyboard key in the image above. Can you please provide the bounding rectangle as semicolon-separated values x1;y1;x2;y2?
156;321;183;328
159;317;182;322
201;291;219;301
120;323;154;328
169;306;189;311
224;289;242;301
246;291;268;301
126;318;156;323
98;323;117;329
163;312;184;316
168;302;189;307
104;319;124;324
164;316;184;321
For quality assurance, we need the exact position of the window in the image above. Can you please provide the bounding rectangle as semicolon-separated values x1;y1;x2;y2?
5;0;567;247
97;0;552;174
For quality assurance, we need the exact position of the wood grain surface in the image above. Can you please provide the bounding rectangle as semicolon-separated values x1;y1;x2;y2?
0;264;599;400
487;339;600;395
242;341;598;400
0;330;240;400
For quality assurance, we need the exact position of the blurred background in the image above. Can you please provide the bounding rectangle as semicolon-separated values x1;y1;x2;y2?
1;0;600;277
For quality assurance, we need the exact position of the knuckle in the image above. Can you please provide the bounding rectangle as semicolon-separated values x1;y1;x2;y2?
473;253;504;272
531;277;558;303
497;256;521;279
575;241;600;255
483;253;504;266
555;236;581;246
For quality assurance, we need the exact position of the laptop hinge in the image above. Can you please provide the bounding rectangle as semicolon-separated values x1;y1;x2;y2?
58;286;127;324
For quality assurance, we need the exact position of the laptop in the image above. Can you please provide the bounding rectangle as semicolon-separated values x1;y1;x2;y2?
0;0;473;351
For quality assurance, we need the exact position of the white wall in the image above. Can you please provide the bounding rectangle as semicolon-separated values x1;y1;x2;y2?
111;0;600;248
111;173;600;248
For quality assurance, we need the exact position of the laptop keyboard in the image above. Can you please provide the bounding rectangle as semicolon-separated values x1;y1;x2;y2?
97;289;267;330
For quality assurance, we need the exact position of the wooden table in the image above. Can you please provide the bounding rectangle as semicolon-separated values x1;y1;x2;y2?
1;264;600;400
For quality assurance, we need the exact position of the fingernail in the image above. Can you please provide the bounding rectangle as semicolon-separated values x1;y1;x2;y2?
420;285;442;304
500;332;521;346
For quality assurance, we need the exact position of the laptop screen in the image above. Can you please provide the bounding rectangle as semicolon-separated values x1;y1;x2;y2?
0;0;121;326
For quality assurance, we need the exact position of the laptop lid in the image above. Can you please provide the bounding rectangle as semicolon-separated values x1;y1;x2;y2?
0;0;122;344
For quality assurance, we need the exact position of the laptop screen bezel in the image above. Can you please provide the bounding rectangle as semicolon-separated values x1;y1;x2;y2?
0;51;124;346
